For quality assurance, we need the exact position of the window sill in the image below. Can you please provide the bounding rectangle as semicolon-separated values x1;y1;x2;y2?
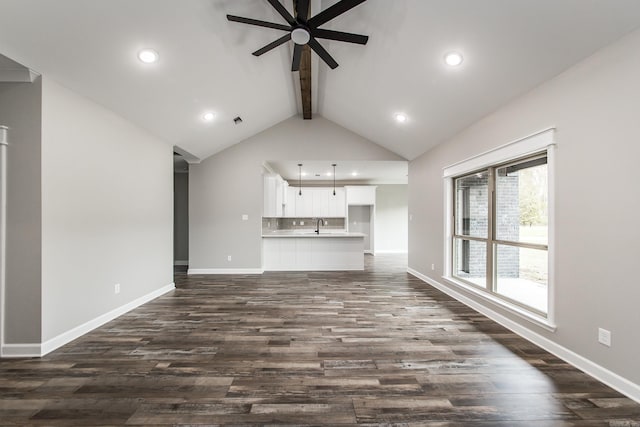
442;275;557;332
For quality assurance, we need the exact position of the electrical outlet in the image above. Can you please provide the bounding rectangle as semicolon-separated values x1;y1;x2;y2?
431;264;435;271
227;255;232;262
114;283;120;294
325;220;329;225
293;221;296;225
300;221;304;225
598;328;611;347
242;214;248;221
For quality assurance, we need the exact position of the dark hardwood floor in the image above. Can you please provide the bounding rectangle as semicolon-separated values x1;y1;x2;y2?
1;254;639;426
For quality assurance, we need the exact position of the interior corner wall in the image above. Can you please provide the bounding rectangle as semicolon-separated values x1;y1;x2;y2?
0;78;42;344
408;29;640;387
189;116;405;270
40;77;174;343
375;184;408;253
174;172;189;263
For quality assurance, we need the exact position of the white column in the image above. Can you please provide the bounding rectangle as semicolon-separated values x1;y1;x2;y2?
0;125;7;354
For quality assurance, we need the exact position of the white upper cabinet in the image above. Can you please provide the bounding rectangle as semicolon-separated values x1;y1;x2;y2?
265;180;351;218
328;187;346;217
345;185;377;205
284;186;297;217
263;175;277;217
263;174;286;217
312;188;330;217
295;188;314;217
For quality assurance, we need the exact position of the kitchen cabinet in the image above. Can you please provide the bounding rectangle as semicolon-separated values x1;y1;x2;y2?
284;186;297;217
263;174;285;217
294;188;314;217
290;187;345;217
266;181;348;218
345;185;376;205
328;187;346;217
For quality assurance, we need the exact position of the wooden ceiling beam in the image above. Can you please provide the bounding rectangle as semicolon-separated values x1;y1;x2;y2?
294;0;312;119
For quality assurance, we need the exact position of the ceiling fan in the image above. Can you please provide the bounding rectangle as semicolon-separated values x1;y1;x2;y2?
227;0;369;71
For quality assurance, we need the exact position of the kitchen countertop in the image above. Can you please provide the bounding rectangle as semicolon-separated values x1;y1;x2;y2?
262;230;365;238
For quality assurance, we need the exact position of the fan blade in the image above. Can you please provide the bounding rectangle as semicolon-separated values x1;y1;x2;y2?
227;15;291;32
267;0;296;26
253;33;292;56
295;0;310;22
291;44;304;71
308;0;367;28
313;28;368;44
308;37;338;69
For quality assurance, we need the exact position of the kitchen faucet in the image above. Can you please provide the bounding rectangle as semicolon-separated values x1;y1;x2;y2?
315;218;325;234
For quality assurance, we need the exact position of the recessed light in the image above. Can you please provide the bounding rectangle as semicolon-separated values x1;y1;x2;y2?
395;113;408;123
301;172;308;177
444;51;463;67
351;172;358;177
326;172;332;177
138;48;159;64
202;112;215;122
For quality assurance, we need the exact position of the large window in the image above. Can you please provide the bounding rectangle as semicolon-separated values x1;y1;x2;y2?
452;153;549;316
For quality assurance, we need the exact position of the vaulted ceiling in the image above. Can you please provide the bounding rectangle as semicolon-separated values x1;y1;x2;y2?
1;0;640;161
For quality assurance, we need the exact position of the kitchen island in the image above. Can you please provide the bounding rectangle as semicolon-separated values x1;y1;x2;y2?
262;230;365;271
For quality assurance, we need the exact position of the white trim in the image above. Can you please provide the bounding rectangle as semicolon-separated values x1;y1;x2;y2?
1;283;175;358
374;250;408;254
408;268;640;404
443;127;556;177
546;143;557;325
442;129;557;325
173;260;189;266
1;343;41;358
441;274;556;331
364;250;374;255
187;268;264;275
0;125;7;356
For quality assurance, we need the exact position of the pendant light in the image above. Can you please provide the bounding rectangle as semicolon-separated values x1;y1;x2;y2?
332;163;337;196
298;163;302;196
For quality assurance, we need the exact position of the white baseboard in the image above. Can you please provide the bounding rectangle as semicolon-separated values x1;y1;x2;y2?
1;343;42;358
407;268;640;404
1;283;175;358
174;260;189;266
187;268;264;275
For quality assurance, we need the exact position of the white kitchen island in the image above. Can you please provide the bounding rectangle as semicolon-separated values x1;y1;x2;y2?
262;231;365;271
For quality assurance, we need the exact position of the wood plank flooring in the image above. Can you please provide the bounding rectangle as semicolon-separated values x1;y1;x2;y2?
1;254;639;425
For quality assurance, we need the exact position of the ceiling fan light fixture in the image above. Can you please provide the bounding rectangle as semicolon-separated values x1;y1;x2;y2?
138;48;159;64
444;51;463;67
291;28;311;45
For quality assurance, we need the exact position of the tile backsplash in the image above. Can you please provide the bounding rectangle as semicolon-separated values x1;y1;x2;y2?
262;217;345;232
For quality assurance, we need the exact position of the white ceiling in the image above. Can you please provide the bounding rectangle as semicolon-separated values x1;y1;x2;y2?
267;160;408;184
1;0;640;160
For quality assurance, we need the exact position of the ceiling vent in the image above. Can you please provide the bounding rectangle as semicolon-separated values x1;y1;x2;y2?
233;116;243;125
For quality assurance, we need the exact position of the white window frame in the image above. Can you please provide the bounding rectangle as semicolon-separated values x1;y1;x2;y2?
443;128;557;331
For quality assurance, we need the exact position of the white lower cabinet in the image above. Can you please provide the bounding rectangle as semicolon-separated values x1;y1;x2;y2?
263;237;364;270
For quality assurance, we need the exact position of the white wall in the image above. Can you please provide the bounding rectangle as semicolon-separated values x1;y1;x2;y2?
0;78;42;344
189;116;405;271
375;185;408;253
348;205;372;251
40;77;174;342
409;29;640;389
